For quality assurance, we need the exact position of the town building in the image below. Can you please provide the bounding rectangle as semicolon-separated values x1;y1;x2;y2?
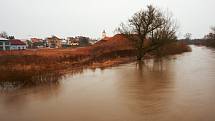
101;30;111;41
30;38;46;48
30;38;43;43
61;39;69;48
76;36;90;46
66;36;91;47
9;39;27;50
0;37;10;51
46;36;62;48
89;39;98;44
67;37;79;47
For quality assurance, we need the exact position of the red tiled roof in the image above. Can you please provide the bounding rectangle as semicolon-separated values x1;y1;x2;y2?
9;39;26;45
0;37;8;41
31;38;43;43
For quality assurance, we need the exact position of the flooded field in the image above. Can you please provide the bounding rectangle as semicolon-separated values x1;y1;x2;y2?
0;45;215;121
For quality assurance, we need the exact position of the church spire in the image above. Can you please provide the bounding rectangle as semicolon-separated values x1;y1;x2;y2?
102;30;106;38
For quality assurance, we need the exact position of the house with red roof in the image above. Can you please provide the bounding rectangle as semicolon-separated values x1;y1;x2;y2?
9;39;27;50
30;38;43;43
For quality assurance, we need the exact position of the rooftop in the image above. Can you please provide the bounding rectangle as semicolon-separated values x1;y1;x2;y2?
0;37;8;41
9;39;26;45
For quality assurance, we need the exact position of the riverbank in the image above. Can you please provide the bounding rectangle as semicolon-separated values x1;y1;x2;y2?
0;34;191;87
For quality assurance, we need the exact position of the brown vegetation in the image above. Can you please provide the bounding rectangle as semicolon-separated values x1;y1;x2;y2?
153;41;192;56
0;34;191;89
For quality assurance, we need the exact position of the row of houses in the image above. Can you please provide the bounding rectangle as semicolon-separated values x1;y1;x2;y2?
28;36;97;49
0;37;27;51
0;30;108;51
0;35;98;51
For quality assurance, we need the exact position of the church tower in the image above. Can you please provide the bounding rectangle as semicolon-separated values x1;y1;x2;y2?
102;30;106;39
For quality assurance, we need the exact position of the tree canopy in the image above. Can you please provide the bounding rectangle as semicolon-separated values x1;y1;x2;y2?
117;5;177;60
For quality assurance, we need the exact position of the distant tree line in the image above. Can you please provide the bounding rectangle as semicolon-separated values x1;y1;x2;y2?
0;31;15;40
182;27;215;48
0;31;8;38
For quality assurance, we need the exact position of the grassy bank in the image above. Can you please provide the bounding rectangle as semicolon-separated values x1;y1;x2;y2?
0;34;191;89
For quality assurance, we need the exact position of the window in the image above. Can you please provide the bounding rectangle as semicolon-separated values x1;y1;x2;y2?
5;46;10;50
0;42;2;45
5;41;9;45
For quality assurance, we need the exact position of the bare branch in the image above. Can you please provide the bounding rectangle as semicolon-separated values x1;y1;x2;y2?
117;5;178;60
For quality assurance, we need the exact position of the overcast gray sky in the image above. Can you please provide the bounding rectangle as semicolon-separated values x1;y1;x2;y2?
0;0;214;39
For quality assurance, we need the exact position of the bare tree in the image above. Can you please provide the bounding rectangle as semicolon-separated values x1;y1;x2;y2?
211;26;215;33
117;5;177;60
184;33;192;40
0;31;8;38
205;26;215;40
211;27;215;40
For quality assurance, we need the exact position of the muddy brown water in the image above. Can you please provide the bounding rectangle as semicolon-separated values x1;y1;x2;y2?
0;45;215;121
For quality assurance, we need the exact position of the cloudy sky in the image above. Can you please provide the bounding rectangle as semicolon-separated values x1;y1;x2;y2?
0;0;214;39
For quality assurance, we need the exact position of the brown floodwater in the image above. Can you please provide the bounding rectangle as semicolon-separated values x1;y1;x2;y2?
0;45;215;121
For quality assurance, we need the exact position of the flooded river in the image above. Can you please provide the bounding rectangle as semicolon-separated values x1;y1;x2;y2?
0;46;215;121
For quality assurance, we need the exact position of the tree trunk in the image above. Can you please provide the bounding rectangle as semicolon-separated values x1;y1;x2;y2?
136;38;145;60
137;55;142;60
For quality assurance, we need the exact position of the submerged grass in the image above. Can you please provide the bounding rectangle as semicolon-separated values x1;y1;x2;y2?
0;35;191;90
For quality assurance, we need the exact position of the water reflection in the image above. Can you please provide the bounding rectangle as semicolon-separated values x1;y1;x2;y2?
0;83;60;109
0;67;88;116
115;59;175;115
0;71;62;91
0;46;215;121
141;58;167;72
0;65;90;91
0;70;63;110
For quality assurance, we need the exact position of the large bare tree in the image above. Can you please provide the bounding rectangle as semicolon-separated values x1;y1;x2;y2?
117;5;177;60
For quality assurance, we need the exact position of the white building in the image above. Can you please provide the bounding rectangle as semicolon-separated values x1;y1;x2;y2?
102;30;106;39
9;39;27;50
0;37;10;51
